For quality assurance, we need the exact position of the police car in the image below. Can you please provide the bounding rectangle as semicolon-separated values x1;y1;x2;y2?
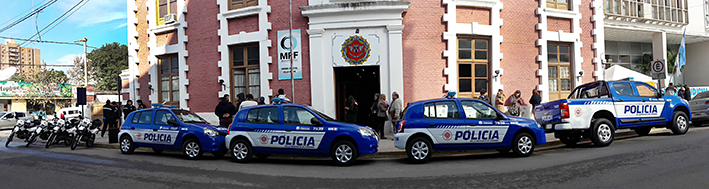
225;103;378;166
535;81;690;147
118;105;229;159
394;92;547;163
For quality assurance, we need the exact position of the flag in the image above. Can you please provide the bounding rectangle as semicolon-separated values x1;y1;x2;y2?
676;30;686;74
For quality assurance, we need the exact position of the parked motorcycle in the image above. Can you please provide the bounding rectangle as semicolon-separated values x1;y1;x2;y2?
5;120;30;147
70;118;99;150
25;120;49;147
45;119;67;148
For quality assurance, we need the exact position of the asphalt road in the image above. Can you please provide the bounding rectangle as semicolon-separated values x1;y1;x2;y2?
1;127;709;189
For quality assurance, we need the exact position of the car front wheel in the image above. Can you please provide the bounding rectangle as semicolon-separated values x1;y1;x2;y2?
331;140;358;166
511;133;534;157
182;139;203;160
230;139;253;163
120;136;135;154
669;111;689;135
406;137;432;164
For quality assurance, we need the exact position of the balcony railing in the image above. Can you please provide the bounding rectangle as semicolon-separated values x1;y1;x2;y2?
604;0;688;25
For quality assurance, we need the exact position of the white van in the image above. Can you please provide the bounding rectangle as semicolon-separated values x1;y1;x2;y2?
57;107;83;120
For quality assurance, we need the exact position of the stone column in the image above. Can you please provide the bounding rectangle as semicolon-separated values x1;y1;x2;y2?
386;25;405;103
652;32;667;88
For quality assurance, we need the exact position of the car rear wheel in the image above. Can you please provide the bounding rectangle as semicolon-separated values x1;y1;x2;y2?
669;111;689;135
511;133;534;157
634;127;652;136
182;139;203;160
406;137;432;164
230;139;253;163
331;140;358;166
120;136;135;154
590;118;615;147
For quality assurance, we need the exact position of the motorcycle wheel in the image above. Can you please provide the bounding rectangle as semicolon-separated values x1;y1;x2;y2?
5;132;14;147
71;134;81;150
64;134;73;146
85;134;95;148
25;134;37;148
45;133;56;149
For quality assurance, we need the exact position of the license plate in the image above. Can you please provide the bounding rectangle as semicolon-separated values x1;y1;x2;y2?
546;124;552;129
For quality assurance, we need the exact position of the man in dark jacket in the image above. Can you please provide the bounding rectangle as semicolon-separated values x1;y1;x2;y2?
123;100;137;119
112;102;121;124
215;94;237;127
529;89;542;115
101;100;114;137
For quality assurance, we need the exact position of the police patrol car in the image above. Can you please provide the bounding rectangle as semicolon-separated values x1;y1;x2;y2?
394;92;546;163
225;103;378;166
534;81;690;147
118;105;228;159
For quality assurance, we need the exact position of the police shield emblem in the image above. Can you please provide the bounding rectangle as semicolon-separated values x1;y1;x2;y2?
341;35;371;65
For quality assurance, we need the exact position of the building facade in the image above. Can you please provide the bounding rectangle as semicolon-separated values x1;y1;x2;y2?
0;39;41;77
126;0;709;123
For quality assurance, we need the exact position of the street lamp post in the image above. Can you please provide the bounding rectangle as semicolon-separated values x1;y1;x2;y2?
74;37;87;87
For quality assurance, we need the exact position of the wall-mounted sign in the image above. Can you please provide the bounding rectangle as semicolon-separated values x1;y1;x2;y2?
278;29;302;80
0;81;72;97
332;34;380;67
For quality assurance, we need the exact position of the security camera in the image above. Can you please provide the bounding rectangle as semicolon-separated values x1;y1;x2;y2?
578;70;584;76
219;79;224;84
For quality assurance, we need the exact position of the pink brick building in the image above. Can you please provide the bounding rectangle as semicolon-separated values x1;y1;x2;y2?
126;0;601;122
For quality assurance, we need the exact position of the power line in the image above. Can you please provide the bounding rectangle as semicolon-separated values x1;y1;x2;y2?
22;0;90;46
0;0;48;28
0;36;98;49
0;0;57;34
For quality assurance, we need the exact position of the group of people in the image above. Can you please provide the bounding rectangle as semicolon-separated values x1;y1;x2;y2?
344;92;402;139
101;99;148;137
478;88;542;116
665;83;692;100
214;90;278;127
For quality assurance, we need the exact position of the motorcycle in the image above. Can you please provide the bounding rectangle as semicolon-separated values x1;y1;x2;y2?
25;120;48;147
70;118;100;150
5;120;30;147
45;119;67;148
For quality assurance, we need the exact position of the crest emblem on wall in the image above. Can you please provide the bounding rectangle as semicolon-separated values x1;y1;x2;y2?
341;35;371;65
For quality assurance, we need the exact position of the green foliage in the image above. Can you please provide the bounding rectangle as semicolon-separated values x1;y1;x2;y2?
635;54;653;74
87;42;128;91
667;47;677;74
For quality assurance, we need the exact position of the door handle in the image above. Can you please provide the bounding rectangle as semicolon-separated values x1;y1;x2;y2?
616;100;623;102
248;127;255;131
130;127;135;130
285;129;292;132
641;100;646;102
469;124;477;127
153;129;158;131
428;123;436;127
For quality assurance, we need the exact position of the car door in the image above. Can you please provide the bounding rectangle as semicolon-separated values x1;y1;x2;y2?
632;82;667;124
244;107;285;151
610;82;644;127
152;110;180;148
0;113;16;129
460;100;509;146
282;106;326;151
130;110;155;146
422;100;468;145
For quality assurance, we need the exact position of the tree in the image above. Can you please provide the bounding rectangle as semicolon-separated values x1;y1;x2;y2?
86;42;128;91
67;55;95;85
8;62;72;110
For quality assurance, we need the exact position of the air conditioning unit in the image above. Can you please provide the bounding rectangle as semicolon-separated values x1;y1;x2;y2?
163;14;177;24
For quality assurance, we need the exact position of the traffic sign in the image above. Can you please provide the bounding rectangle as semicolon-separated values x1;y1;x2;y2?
651;60;666;79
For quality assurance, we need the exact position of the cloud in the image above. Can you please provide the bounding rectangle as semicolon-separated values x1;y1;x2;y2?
51;54;81;65
59;0;127;28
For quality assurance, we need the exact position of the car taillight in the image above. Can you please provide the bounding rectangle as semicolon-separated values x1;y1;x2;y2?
396;120;405;133
227;123;232;135
705;101;709;105
560;102;569;119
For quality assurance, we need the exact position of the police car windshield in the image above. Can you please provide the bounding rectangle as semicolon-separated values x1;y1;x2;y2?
172;110;209;124
305;106;336;121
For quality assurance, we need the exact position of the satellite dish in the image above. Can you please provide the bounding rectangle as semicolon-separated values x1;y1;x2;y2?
0;67;17;81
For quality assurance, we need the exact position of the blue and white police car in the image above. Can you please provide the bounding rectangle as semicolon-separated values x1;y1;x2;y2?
225;103;378;166
118;106;229;159
394;93;547;163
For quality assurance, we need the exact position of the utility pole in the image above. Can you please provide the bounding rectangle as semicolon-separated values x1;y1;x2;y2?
289;0;295;103
74;37;87;87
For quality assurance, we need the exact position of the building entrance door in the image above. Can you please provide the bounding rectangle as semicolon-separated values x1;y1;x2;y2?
334;66;380;126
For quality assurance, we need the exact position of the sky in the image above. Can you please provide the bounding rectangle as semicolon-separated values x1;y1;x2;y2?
0;0;127;73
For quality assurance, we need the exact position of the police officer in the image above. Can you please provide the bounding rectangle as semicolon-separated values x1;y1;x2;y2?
123;100;136;119
101;100;114;137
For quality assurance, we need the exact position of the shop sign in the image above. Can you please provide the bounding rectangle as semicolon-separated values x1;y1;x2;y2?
278;29;302;80
0;81;72;97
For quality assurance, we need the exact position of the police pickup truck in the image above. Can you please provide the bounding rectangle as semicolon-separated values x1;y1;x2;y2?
534;80;690;147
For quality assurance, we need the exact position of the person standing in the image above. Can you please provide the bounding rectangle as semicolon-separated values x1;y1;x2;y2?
215;94;237;127
257;97;266;105
478;89;490;104
345;95;358;124
136;100;148;110
377;93;389;139
369;93;380;135
495;89;506;111
238;94;258;111
235;93;246;108
683;85;692;100
506;90;523;116
111;102;121;126
123;100;137;119
388;92;403;127
101;100;113;137
666;83;676;96
529;89;541;108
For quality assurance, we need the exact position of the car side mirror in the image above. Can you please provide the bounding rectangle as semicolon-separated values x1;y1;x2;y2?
167;119;180;127
310;117;323;126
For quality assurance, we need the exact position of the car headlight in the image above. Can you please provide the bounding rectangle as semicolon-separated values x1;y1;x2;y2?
358;127;375;137
204;128;218;137
536;122;543;129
